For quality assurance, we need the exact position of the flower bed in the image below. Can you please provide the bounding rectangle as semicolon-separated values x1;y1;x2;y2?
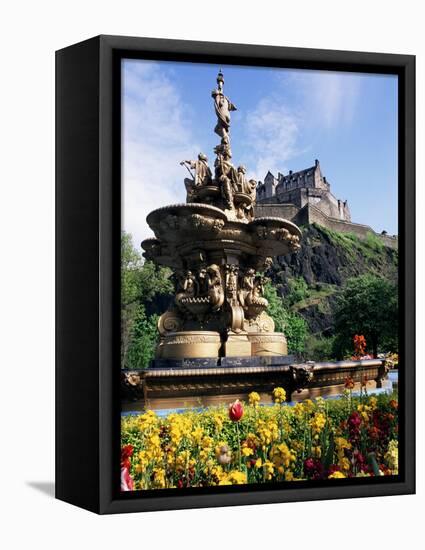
121;389;398;490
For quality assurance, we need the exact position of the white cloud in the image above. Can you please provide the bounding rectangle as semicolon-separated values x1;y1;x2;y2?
122;60;200;247
243;97;301;180
122;63;364;243
287;69;362;129
242;69;362;181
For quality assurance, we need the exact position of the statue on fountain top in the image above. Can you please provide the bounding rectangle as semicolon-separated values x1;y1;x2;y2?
212;71;237;142
179;71;257;220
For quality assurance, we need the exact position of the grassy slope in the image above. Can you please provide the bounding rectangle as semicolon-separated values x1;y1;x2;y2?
270;224;398;336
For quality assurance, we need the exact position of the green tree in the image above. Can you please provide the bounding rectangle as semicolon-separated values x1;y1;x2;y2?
303;334;336;361
121;232;173;369
263;282;308;355
285;276;309;307
333;274;398;358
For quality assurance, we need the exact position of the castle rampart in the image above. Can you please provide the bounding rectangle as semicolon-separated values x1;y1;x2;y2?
255;160;398;250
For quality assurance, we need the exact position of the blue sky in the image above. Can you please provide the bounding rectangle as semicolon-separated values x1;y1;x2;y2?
122;59;398;246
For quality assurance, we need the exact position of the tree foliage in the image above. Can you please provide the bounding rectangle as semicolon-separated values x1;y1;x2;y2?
121;232;173;369
263;282;308;355
332;274;398;358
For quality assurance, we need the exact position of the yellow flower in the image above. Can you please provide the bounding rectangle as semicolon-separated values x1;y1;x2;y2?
255;457;263;468
242;446;254;457
152;467;167;488
263;461;275;480
212;412;224;433
269;443;297;471
369;396;378;410
335;437;351;449
310;412;326;434
191;426;204;445
338;457;351;472
219;470;247;485
312;445;321;459
303;399;315;414
385;440;398;474
273;387;286;404
249;391;261;407
293;403;304;418
328;471;346;479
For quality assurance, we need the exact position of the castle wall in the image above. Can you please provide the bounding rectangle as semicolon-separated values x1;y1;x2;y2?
303;205;398;250
254;203;300;221
253;203;398;251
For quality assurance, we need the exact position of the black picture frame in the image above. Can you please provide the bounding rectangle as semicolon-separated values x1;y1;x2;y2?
56;34;415;514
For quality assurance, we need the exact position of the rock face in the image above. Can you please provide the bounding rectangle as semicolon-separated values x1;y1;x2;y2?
268;224;398;335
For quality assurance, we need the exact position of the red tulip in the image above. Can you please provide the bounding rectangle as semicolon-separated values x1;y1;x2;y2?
228;399;244;422
121;444;134;470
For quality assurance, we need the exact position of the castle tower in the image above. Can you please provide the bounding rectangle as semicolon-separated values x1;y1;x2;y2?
256;159;351;223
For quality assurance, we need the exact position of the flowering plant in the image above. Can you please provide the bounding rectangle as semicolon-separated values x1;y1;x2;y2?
121;389;398;490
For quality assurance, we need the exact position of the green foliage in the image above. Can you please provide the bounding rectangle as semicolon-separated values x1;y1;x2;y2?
364;231;385;253
125;307;159;370
317;223;390;263
121;232;173;369
303;334;336;361
285;277;309;306
263;282;308;354
121;232;173;307
332;274;398;358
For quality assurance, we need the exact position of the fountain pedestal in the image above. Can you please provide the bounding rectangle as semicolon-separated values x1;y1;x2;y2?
142;204;301;360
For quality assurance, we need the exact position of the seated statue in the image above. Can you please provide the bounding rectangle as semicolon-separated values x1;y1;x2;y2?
180;153;212;201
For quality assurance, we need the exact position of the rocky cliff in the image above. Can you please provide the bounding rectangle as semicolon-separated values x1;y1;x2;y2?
268;224;398;336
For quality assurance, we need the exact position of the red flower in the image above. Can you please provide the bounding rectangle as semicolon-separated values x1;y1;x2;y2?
348;411;362;443
344;376;355;390
304;457;324;480
228;399;244;422
121;444;134;470
353;335;367;358
348;411;362;429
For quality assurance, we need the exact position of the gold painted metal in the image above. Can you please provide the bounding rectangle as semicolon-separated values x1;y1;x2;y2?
160;331;221;359
141;72;302;360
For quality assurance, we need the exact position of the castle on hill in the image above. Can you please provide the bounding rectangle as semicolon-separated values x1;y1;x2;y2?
255;159;397;250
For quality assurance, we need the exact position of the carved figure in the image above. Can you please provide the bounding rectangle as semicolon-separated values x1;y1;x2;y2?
180;153;212;200
238;268;255;307
214;148;238;210
206;264;224;311
197;266;208;295
211;72;237;141
251;275;268;307
175;270;198;307
236;165;249;193
225;264;239;305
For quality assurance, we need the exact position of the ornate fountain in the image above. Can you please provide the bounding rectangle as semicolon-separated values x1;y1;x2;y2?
122;72;389;410
142;71;301;360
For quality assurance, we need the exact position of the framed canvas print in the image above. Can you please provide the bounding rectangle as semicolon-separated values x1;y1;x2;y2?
56;35;415;514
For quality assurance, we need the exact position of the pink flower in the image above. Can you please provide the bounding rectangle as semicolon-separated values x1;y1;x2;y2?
120;466;134;491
